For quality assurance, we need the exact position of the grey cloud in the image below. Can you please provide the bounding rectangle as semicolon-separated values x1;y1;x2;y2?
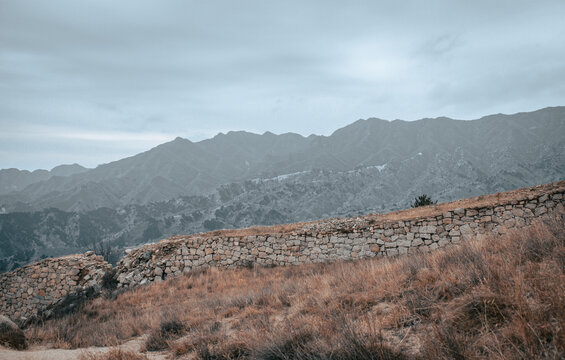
1;0;564;169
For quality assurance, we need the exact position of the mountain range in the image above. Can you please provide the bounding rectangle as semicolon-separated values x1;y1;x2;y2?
0;106;564;271
0;163;88;197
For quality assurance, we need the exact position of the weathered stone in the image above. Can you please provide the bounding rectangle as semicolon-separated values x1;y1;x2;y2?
460;224;473;237
386;248;399;256
397;240;411;247
449;229;461;236
420;226;436;234
534;207;547;216
140;251;153;261
438;239;450;247
453;208;465;216
466;209;478;216
411;239;424;246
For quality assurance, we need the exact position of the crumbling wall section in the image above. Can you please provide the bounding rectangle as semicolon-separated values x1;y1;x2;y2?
0;252;111;321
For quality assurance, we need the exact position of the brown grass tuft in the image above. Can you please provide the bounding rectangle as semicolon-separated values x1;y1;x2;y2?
79;348;149;360
143;318;185;352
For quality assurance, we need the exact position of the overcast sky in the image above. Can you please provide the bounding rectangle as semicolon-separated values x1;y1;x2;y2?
1;0;564;170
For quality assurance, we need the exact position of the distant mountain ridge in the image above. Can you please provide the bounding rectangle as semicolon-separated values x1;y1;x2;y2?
0;164;87;196
1;106;564;271
1;106;564;213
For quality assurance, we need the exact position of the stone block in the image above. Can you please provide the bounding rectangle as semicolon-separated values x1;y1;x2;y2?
397;240;411;247
420;226;436;234
534;207;547;216
411;239;424;246
466;209;478;216
438;239;450;247
386;248;399;256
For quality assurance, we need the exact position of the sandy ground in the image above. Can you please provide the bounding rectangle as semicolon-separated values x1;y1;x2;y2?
0;336;168;360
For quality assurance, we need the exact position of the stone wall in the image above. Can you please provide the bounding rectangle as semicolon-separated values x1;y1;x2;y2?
115;181;565;288
1;180;564;320
0;252;111;321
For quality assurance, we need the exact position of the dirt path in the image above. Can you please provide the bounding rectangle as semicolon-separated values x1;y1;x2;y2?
0;336;167;360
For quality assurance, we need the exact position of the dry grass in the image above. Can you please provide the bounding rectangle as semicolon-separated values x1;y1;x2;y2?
26;216;565;359
79;348;150;360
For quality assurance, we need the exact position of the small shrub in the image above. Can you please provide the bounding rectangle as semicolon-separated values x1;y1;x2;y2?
252;331;315;360
411;194;436;208
144;319;185;352
25;286;99;327
160;320;184;336
101;269;119;297
0;315;27;350
241;260;254;269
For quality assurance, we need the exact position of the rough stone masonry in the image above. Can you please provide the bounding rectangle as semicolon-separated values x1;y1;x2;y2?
115;181;565;288
1;180;564;321
0;252;111;322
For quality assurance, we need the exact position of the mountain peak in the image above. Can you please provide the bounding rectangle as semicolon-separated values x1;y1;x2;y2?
161;136;193;147
50;163;88;177
226;130;253;136
173;136;191;142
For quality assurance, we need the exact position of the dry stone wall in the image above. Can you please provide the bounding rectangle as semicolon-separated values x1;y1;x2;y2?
1;180;564;321
115;182;565;288
0;252;111;321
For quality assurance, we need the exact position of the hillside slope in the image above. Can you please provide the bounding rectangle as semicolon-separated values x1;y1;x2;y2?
0;164;87;197
18;215;565;359
1;106;564;213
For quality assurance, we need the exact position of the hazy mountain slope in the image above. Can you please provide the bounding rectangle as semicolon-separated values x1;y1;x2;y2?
0;106;564;271
0;107;565;211
0;164;87;196
1;106;563;213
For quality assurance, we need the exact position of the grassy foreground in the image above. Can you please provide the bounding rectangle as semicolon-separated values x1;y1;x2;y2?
27;216;564;359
